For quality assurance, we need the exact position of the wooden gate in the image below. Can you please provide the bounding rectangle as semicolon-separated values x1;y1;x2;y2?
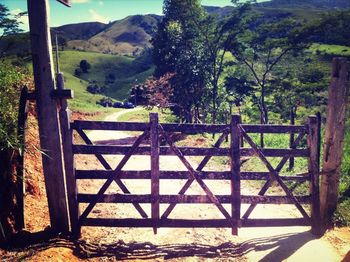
66;113;321;236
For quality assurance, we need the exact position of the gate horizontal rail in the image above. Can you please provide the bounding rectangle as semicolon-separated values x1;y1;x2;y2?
67;113;320;236
81;218;310;228
72;120;307;134
75;170;311;181
73;145;309;157
77;194;311;204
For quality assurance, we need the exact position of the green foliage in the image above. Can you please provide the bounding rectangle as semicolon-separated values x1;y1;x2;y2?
79;59;91;73
0;60;28;150
0;4;25;58
310;43;350;57
311;10;350;47
152;0;207;122
269;56;329;121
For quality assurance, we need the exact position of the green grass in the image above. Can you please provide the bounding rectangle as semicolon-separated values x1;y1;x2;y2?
310;43;350;57
56;50;153;112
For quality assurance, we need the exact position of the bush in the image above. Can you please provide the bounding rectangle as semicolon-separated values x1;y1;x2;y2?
79;59;91;73
86;83;104;94
0;61;29;151
74;68;82;77
96;97;114;107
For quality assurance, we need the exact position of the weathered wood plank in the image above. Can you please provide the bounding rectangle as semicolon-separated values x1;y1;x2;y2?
57;72;79;235
73;145;308;157
16;87;29;230
308;115;322;235
78;131;149;226
72;121;149;131
75;170;311;181
150;113;159;234
71;121;306;134
241;148;309;157
81;218;310;227
231;115;241;235
158;125;234;225
161;130;229;219
77;194;311;204
239;126;311;221
75;129;148;218
241;124;307;134
161;123;228;133
321;58;350;230
28;0;69;233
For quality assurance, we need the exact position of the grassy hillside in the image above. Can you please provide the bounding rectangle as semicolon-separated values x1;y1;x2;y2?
67;15;160;56
310;43;350;57
57;50;153;111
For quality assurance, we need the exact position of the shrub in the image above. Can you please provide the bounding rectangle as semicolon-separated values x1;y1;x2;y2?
0;61;29;151
96;97;114;107
79;59;91;73
86;83;104;94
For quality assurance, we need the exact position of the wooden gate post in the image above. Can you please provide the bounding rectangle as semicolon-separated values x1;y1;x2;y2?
27;0;69;233
307;115;321;235
150;113;160;234
320;58;350;228
231;114;241;235
56;73;79;236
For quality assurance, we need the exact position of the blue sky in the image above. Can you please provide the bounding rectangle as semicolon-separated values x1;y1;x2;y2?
2;0;267;31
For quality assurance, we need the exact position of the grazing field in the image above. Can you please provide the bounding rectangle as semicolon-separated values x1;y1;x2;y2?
57;50;154;112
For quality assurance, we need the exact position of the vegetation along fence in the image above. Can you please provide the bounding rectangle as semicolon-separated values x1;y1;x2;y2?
66;113;321;236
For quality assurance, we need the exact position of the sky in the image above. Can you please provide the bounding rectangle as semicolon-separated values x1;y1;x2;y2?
2;0;267;31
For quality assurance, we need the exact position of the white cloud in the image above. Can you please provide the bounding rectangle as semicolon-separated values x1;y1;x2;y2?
71;0;91;4
10;8;29;31
89;9;109;24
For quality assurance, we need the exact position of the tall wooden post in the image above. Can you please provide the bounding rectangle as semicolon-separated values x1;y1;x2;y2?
307;115;321;235
231;114;241;235
27;0;69;233
150;113;160;234
320;58;350;228
57;73;79;236
289;107;295;170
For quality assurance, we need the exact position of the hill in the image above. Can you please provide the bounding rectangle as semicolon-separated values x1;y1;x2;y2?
65;15;161;56
57;50;154;111
257;0;350;9
51;21;107;43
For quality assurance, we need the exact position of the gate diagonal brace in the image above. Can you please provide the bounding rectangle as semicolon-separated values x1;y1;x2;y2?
239;126;310;222
161;129;230;219
76;129;148;218
78;131;150;226
158;125;235;227
243;130;307;219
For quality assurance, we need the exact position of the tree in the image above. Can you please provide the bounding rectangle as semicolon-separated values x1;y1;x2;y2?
228;13;314;126
270;56;328;121
202;0;252;124
152;0;207;123
130;73;174;108
79;59;91;73
0;4;25;58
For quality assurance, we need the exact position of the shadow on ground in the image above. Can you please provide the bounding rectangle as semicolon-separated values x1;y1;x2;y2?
0;230;242;260
239;231;318;261
0;229;322;261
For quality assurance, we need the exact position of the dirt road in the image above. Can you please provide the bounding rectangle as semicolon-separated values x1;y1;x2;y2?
70;109;347;261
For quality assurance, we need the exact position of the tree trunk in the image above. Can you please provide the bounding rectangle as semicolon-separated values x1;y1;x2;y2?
320;58;350;229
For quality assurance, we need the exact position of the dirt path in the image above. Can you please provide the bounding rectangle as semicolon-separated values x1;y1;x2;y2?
67;110;347;261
